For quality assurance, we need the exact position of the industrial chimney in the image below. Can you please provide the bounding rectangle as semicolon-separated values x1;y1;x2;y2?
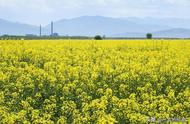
39;25;42;37
51;21;53;36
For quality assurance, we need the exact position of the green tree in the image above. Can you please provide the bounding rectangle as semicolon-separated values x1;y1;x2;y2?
94;35;102;40
146;33;152;39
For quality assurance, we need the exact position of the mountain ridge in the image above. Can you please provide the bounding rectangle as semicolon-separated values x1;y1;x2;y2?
0;16;190;38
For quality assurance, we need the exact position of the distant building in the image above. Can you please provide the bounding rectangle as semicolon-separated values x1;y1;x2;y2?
50;33;59;37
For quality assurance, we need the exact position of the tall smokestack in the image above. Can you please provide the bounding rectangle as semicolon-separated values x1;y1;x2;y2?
51;21;53;36
39;25;42;37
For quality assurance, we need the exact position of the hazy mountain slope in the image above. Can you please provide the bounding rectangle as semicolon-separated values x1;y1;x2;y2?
122;17;190;29
0;18;39;35
153;28;190;38
111;28;190;38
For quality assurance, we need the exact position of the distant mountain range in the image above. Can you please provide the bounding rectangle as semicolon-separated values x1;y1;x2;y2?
0;16;190;38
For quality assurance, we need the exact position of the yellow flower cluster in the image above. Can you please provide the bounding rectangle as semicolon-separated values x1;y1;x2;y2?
0;39;190;123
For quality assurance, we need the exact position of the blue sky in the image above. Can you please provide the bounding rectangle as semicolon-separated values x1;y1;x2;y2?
0;0;190;25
